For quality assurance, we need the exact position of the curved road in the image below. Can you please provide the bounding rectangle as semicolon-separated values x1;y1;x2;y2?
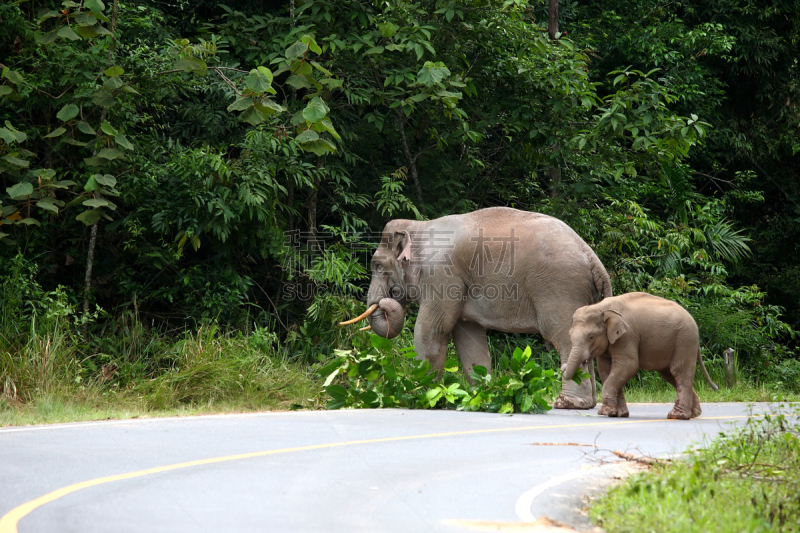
0;403;773;533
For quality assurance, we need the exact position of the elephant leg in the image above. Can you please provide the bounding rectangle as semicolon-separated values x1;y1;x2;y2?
452;321;490;383
598;354;637;417
549;316;597;410
600;355;628;417
414;298;462;372
659;368;700;419
666;342;701;420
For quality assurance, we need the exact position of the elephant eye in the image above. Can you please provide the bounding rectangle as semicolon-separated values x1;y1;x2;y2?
588;335;594;341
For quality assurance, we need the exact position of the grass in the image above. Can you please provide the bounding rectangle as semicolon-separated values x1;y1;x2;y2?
590;404;800;533
1;311;796;428
622;374;800;404
0;318;322;427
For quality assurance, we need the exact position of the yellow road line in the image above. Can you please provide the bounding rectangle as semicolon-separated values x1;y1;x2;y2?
0;415;752;533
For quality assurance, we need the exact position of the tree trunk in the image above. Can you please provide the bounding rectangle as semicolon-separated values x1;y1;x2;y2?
82;221;98;335
82;0;119;330
548;0;559;40
394;110;424;205
549;147;561;198
548;0;561;197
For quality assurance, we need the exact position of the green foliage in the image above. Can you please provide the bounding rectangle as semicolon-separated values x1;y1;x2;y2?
319;336;559;413
0;0;798;419
591;406;800;533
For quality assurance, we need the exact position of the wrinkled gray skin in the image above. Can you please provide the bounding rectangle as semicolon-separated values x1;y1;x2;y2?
562;292;718;419
365;207;612;409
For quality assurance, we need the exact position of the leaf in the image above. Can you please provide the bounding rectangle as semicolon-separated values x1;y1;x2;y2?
44;127;67;139
0;87;12;97
302;97;329;123
92;91;116;108
325;384;348;399
245;69;272;94
84;175;99;191
64;138;87;147
114;134;133;150
37;30;60;44
370;335;392;352
77;121;96;135
6;182;33;199
94;174;116;187
57;26;81;41
285;41;309;60
295;129;319;143
19;218;41;226
84;0;105;12
75;25;101;39
100;121;119;136
174;57;207;76
97;148;122;160
2;155;29;168
2;69;23;86
36;198;61;213
320;78;344;89
75;12;97;25
322;367;341;388
56;104;79;122
83;156;106;167
75;209;102;225
285;74;314;90
240;107;265;126
364;46;384;55
520;394;534;413
309;61;332;77
103;76;124;90
299;139;336;156
379;22;398;38
83;198;109;208
254;99;285;115
312;119;341;140
0;124;25;144
301;35;322;55
37;9;60;21
417;61;451;86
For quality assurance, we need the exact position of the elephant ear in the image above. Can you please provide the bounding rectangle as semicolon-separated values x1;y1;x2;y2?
603;310;629;345
393;231;412;262
392;230;420;286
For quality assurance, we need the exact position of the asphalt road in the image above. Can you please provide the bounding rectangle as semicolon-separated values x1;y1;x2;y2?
0;403;775;533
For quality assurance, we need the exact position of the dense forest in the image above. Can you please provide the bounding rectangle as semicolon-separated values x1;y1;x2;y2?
1;0;799;407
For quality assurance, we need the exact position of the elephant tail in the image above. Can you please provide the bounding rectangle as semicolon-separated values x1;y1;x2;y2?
590;258;613;299
697;347;719;391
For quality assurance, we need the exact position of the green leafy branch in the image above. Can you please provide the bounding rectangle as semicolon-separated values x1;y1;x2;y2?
319;335;561;414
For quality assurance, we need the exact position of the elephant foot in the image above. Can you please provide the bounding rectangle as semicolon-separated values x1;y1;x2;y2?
617;407;629;418
553;394;595;410
667;408;691;420
598;403;619;417
691;405;702;419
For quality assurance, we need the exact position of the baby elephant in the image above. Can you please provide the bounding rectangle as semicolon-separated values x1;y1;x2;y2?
561;292;718;419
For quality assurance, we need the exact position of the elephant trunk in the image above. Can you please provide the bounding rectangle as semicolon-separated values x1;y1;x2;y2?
368;298;405;339
561;348;585;380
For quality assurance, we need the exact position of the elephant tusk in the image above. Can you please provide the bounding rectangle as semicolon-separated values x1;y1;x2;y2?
359;325;372;331
339;303;379;325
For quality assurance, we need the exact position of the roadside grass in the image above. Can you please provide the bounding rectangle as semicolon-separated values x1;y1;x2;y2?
590;405;800;533
2;315;796;427
616;365;800;404
1;324;322;428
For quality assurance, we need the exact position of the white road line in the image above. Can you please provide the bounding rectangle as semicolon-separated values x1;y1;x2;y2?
0;409;328;434
514;462;628;522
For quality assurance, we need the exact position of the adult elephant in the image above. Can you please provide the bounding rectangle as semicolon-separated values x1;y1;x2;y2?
340;207;612;409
